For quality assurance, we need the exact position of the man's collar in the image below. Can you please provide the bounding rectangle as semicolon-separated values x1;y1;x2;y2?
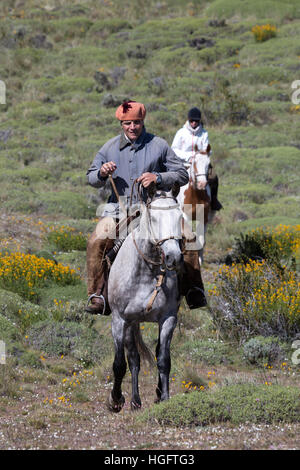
119;127;146;150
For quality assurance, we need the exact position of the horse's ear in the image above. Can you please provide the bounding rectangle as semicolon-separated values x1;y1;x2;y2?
147;182;157;200
171;182;180;199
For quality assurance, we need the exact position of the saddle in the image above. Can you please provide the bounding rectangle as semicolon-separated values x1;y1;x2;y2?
91;211;140;315
90;212;207;315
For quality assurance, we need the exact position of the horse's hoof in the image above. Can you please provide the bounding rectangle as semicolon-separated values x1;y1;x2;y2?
155;394;169;404
107;392;125;413
130;400;142;411
154;387;161;403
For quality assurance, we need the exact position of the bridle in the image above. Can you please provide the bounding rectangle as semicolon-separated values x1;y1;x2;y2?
108;177;183;313
130;180;182;271
146;196;181;247
188;153;209;189
129;180;183;312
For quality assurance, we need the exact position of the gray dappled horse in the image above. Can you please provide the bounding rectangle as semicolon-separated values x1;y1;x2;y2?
107;184;183;412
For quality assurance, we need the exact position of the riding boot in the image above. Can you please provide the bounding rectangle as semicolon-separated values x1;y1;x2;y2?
85;217;116;315
180;250;207;309
208;166;223;211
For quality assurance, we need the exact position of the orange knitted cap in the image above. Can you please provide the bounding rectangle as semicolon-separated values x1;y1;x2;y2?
115;101;146;121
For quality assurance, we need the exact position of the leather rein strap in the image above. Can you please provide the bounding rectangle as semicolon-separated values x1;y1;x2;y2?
110;177;179;312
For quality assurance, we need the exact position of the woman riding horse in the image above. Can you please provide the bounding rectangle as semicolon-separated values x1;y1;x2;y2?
171;106;222;212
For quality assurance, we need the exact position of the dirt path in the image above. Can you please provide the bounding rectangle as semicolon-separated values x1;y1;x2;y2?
1;373;299;451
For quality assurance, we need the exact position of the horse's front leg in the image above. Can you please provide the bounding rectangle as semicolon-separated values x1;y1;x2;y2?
155;315;177;403
108;316;127;413
125;323;141;411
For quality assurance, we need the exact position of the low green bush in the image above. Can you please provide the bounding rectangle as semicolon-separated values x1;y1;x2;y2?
179;339;237;365
0;314;21;344
243;336;288;365
200;76;250;126
46;225;87;252
230;224;300;268
209;259;300;341
141;384;300;426
0;288;47;332
39;191;96;219
27;319;110;366
18;350;43;369
87;18;132;39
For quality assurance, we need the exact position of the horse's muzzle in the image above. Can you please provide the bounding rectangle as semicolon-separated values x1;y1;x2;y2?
161;239;184;272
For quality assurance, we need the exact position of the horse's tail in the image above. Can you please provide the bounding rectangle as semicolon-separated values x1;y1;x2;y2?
134;325;156;369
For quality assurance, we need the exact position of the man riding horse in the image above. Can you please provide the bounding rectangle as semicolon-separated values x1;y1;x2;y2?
85;100;208;315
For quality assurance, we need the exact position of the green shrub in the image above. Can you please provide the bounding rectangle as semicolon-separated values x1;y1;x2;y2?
243;336;288;365
18;350;43;369
230;224;300;268
27;320;109;366
141;384;300;426
87;19;132;39
46;225;87;252
0;356;20;398
45;17;93;39
179;339;237;365
0;288;47;333
200;76;250;126
39;191;95;219
0;315;21;345
209;259;300;341
205;0;300;22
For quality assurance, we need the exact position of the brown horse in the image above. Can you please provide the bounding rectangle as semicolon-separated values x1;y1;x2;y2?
177;152;214;262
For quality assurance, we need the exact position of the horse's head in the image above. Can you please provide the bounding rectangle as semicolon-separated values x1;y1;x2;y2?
190;153;210;191
142;183;183;271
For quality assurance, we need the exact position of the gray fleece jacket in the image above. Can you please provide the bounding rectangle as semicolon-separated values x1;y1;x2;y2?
86;128;189;217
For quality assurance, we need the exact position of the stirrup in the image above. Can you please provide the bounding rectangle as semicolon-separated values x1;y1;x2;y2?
185;287;207;309
86;293;106;313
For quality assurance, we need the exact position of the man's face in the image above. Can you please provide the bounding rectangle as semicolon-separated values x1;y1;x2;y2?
121;120;144;141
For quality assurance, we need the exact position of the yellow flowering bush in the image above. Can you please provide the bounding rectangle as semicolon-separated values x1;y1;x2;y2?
231;224;300;268
209;259;300;341
0;251;80;301
251;24;277;42
46;225;87;252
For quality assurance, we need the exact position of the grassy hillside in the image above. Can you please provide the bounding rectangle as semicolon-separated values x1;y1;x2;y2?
0;0;299;450
1;0;299;234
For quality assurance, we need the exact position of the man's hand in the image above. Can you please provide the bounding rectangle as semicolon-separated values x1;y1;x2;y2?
100;161;117;177
137;172;158;188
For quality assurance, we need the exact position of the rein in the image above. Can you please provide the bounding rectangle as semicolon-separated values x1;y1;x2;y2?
129;180;181;270
111;177;181;312
188;153;209;189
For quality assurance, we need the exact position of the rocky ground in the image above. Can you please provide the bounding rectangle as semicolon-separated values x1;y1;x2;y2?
1;369;300;451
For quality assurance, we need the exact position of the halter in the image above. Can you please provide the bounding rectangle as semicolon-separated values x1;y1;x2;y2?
130;181;182;271
146;196;181;248
141;194;182;312
188;153;209;189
